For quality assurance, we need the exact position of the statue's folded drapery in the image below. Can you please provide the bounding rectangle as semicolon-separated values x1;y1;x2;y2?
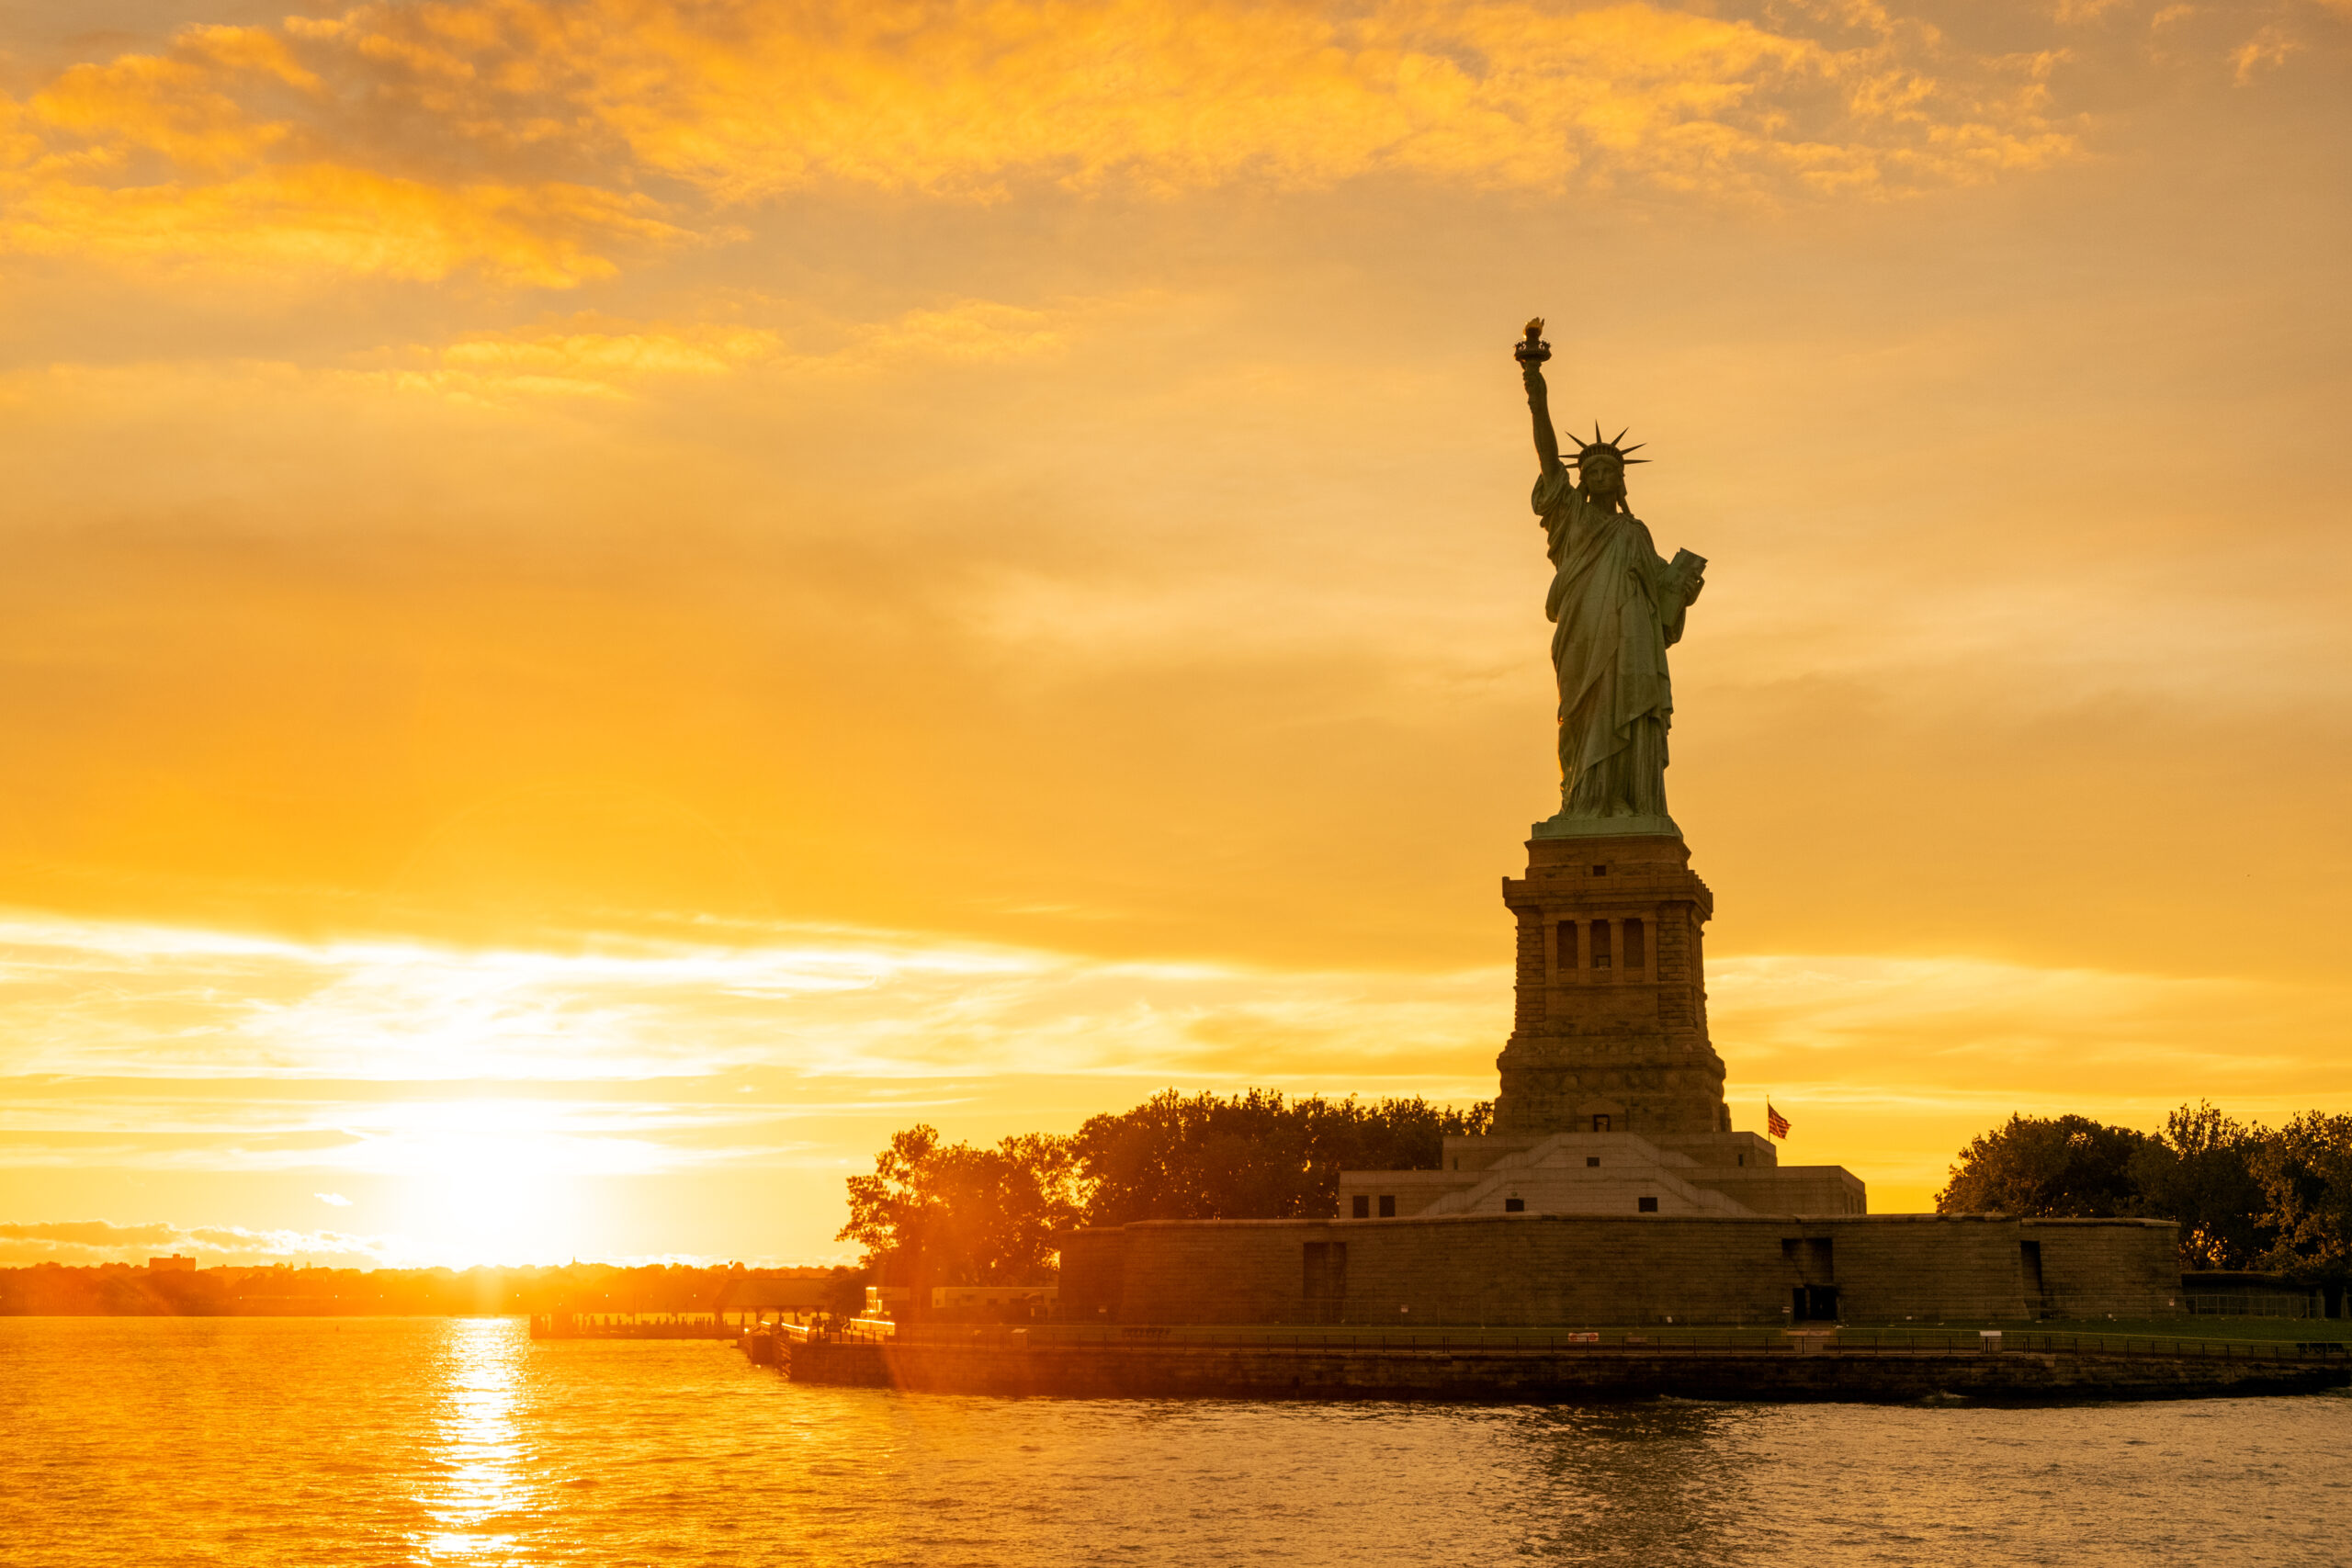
1532;466;1702;819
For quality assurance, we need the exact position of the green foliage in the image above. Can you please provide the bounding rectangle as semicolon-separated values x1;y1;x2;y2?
835;1089;1494;1282
1943;1103;2352;1286
823;1270;869;1319
1934;1113;2152;1218
2129;1101;2272;1269
837;1125;1082;1288
1073;1089;1492;1226
2250;1111;2352;1286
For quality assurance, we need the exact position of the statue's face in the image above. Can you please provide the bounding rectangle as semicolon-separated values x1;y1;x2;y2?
1581;456;1624;500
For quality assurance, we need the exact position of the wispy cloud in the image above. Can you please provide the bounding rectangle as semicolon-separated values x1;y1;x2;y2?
0;1216;396;1267
0;910;1503;1088
0;1;2081;284
1;910;2344;1238
341;297;1079;402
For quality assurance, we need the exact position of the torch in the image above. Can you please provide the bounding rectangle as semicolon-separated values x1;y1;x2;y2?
1514;317;1551;366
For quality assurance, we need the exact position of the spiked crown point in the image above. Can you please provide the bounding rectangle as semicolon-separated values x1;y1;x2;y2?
1565;423;1649;466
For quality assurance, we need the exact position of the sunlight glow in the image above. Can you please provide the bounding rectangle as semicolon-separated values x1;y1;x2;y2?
384;1120;592;1268
3;902;2346;1258
422;1320;533;1562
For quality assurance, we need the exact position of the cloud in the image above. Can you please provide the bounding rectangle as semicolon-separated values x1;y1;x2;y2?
2231;22;2301;79
0;1217;394;1266
0;165;675;288
1;18;676;286
0;1;2082;284
1709;953;2338;1091
0;1218;183;1247
371;321;789;401
0;910;1505;1089
350;298;1071;401
32;34;305;169
1;907;2344;1235
557;0;2080;200
3;908;2342;1156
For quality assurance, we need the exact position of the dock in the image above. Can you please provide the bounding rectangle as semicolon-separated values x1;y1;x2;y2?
530;1311;738;1340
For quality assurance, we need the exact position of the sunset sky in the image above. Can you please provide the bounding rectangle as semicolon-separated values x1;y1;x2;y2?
2;0;2346;1269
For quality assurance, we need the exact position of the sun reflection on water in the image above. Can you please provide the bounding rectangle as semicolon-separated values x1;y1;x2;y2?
421;1319;535;1563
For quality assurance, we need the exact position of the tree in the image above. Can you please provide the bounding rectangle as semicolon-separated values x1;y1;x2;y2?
2128;1102;2274;1269
1934;1113;2151;1217
2251;1111;2352;1304
837;1127;1082;1293
1074;1089;1492;1225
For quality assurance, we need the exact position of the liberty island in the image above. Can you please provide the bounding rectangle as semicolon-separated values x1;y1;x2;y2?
1053;323;2173;1337
767;328;2346;1397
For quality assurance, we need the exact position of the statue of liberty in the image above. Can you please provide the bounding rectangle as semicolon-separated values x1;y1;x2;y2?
1515;319;1706;838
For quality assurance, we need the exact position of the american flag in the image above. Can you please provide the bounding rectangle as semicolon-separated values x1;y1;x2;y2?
1766;1102;1790;1139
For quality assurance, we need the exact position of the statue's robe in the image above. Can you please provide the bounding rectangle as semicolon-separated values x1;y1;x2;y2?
1532;465;1698;818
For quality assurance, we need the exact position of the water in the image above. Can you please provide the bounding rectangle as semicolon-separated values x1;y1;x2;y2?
3;1318;2346;1567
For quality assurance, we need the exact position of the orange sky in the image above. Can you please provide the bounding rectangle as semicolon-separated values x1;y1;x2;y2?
2;0;2347;1267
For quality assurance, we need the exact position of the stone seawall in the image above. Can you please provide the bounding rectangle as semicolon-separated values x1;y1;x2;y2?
781;1335;2349;1404
1063;1212;2182;1325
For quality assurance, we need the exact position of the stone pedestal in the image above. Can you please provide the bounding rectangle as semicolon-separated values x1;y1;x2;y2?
1492;831;1729;1138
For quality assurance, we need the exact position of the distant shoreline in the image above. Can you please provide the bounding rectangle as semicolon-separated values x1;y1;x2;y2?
0;1260;851;1318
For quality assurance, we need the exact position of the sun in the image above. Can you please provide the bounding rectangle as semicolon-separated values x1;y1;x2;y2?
382;1111;592;1268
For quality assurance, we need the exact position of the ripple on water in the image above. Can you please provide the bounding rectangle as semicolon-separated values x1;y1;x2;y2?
2;1319;2346;1567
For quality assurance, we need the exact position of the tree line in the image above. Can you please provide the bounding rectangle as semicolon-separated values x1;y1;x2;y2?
842;1092;2352;1303
837;1089;1489;1293
1936;1103;2352;1291
0;1260;854;1316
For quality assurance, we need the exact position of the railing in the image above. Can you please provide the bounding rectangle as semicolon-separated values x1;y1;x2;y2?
529;1312;734;1339
2186;1292;2324;1319
871;1323;2351;1364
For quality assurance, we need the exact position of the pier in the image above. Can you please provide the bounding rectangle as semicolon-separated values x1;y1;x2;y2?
530;1310;736;1340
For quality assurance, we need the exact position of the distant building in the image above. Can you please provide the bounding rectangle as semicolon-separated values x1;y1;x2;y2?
148;1254;197;1273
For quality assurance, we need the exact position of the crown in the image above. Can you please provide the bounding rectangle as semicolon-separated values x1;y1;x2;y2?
1568;423;1647;466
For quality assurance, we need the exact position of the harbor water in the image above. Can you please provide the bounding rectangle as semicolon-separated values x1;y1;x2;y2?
4;1316;2346;1566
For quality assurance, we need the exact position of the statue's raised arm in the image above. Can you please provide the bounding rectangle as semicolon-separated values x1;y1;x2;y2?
1515;318;1564;476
